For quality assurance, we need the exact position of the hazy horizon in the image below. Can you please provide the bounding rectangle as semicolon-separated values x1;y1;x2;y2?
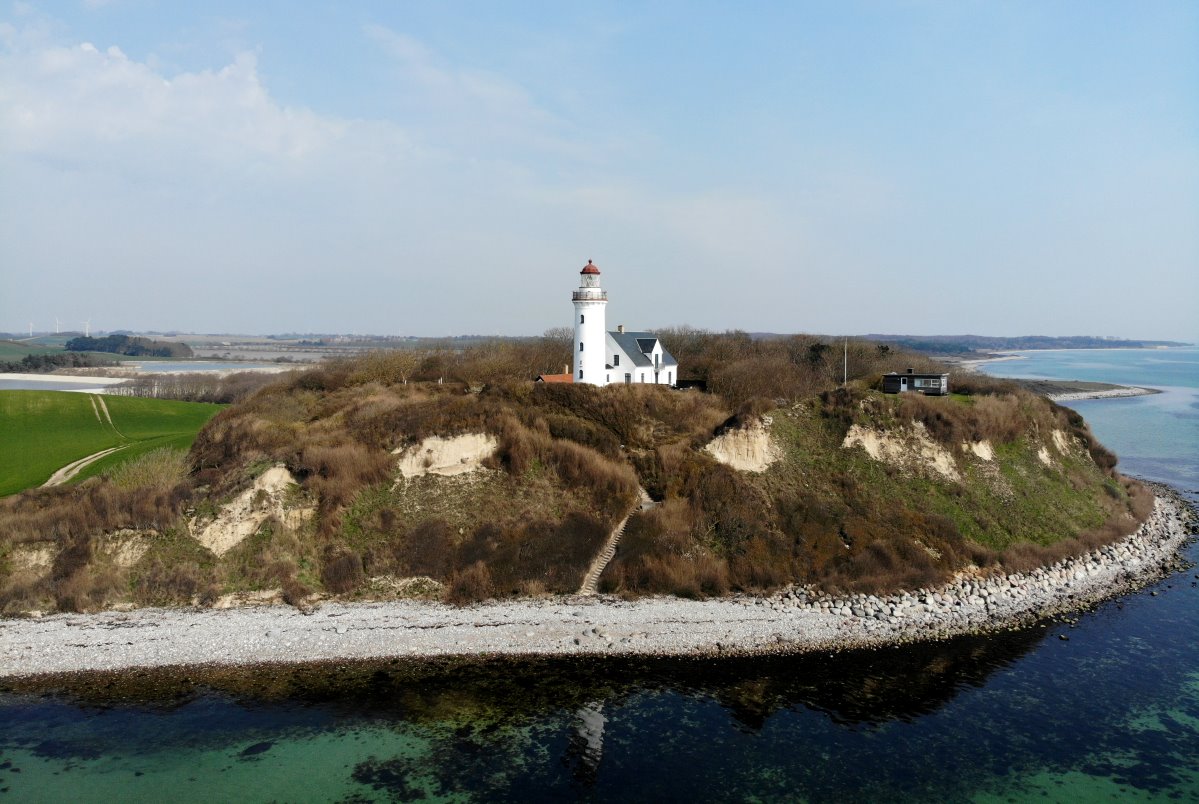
2;2;1196;342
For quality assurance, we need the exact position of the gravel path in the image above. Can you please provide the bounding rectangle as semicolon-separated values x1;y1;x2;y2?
41;445;127;487
1;494;1192;678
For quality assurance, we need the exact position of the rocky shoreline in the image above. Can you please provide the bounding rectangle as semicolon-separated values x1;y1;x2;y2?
0;489;1193;679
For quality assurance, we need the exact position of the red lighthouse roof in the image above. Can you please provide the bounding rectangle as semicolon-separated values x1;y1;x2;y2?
580;259;600;275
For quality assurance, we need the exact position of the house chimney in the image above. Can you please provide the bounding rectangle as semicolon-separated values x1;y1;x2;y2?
618;324;625;334
563;364;568;375
907;367;914;374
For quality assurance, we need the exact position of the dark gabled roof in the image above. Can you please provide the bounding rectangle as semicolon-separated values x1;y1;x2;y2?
607;330;678;369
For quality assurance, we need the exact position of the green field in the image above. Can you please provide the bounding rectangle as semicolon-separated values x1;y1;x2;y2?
0;340;59;362
0;391;223;496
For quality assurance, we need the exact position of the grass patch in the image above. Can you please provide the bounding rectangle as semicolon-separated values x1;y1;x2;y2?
0;340;58;361
0;390;222;496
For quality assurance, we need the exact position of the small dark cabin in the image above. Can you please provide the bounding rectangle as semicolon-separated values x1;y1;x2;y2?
882;368;949;396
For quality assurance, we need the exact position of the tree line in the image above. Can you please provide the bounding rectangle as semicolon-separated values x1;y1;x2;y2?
65;335;193;358
0;352;116;373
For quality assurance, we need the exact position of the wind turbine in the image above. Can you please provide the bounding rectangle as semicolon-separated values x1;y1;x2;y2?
55;317;61;334
82;319;91;338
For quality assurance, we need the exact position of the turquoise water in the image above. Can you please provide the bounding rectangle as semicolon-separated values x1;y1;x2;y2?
0;348;1196;802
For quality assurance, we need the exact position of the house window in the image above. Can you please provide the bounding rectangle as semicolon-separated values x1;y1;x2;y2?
640;373;645;382
668;371;672;384
613;354;620;366
579;369;583;379
580;314;584;323
579;342;584;352
606;374;610;383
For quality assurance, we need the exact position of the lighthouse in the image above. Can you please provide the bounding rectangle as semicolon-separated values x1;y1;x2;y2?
572;260;608;385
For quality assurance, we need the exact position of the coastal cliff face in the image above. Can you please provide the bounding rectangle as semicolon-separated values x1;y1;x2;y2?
0;368;1150;615
604;386;1148;596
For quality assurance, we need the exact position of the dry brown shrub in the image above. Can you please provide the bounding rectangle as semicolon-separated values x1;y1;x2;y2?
542;414;621;457
0;482;189;545
606;552;732;599
601;505;741;598
292;361;354;393
1057;407;1119;473
282;574;312;607
51;534;93;586
0;569;50;615
454;513;609;595
346;350;425;386
951;372;1022;397
46;534;125;612
444;561;494;605
998;538;1085;575
296;441;393;514
321;550;366;594
820;539;947;595
133;559;207;606
968;395;1027;443
729;536;793;589
392;519;455;578
710;357;808;408
106;448;191;491
683;463;775;552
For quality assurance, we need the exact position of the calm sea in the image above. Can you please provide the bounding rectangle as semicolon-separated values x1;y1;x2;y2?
1;348;1196;802
979;346;1199;503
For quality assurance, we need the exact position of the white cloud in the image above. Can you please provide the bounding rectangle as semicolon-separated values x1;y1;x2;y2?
2;34;355;172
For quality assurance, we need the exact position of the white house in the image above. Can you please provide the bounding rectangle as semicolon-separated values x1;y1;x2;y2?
570;260;678;387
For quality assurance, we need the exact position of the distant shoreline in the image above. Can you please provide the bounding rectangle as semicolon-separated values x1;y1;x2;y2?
953;353;1163;403
1;490;1192;680
0;363;293;390
0;373;127;385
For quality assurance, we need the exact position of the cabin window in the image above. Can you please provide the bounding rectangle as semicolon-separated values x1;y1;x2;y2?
613;354;620;366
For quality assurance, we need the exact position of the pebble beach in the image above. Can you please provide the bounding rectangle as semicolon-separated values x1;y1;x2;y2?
0;490;1192;679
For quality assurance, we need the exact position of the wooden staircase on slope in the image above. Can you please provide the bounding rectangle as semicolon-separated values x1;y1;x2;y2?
578;487;655;596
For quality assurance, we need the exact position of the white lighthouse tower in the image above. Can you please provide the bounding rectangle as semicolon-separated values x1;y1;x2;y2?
572;259;608;385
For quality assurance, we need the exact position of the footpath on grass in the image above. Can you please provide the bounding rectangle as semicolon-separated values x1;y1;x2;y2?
0;488;1192;679
0;390;223;496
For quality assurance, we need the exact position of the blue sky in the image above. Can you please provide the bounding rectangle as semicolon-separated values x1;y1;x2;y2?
1;1;1196;340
